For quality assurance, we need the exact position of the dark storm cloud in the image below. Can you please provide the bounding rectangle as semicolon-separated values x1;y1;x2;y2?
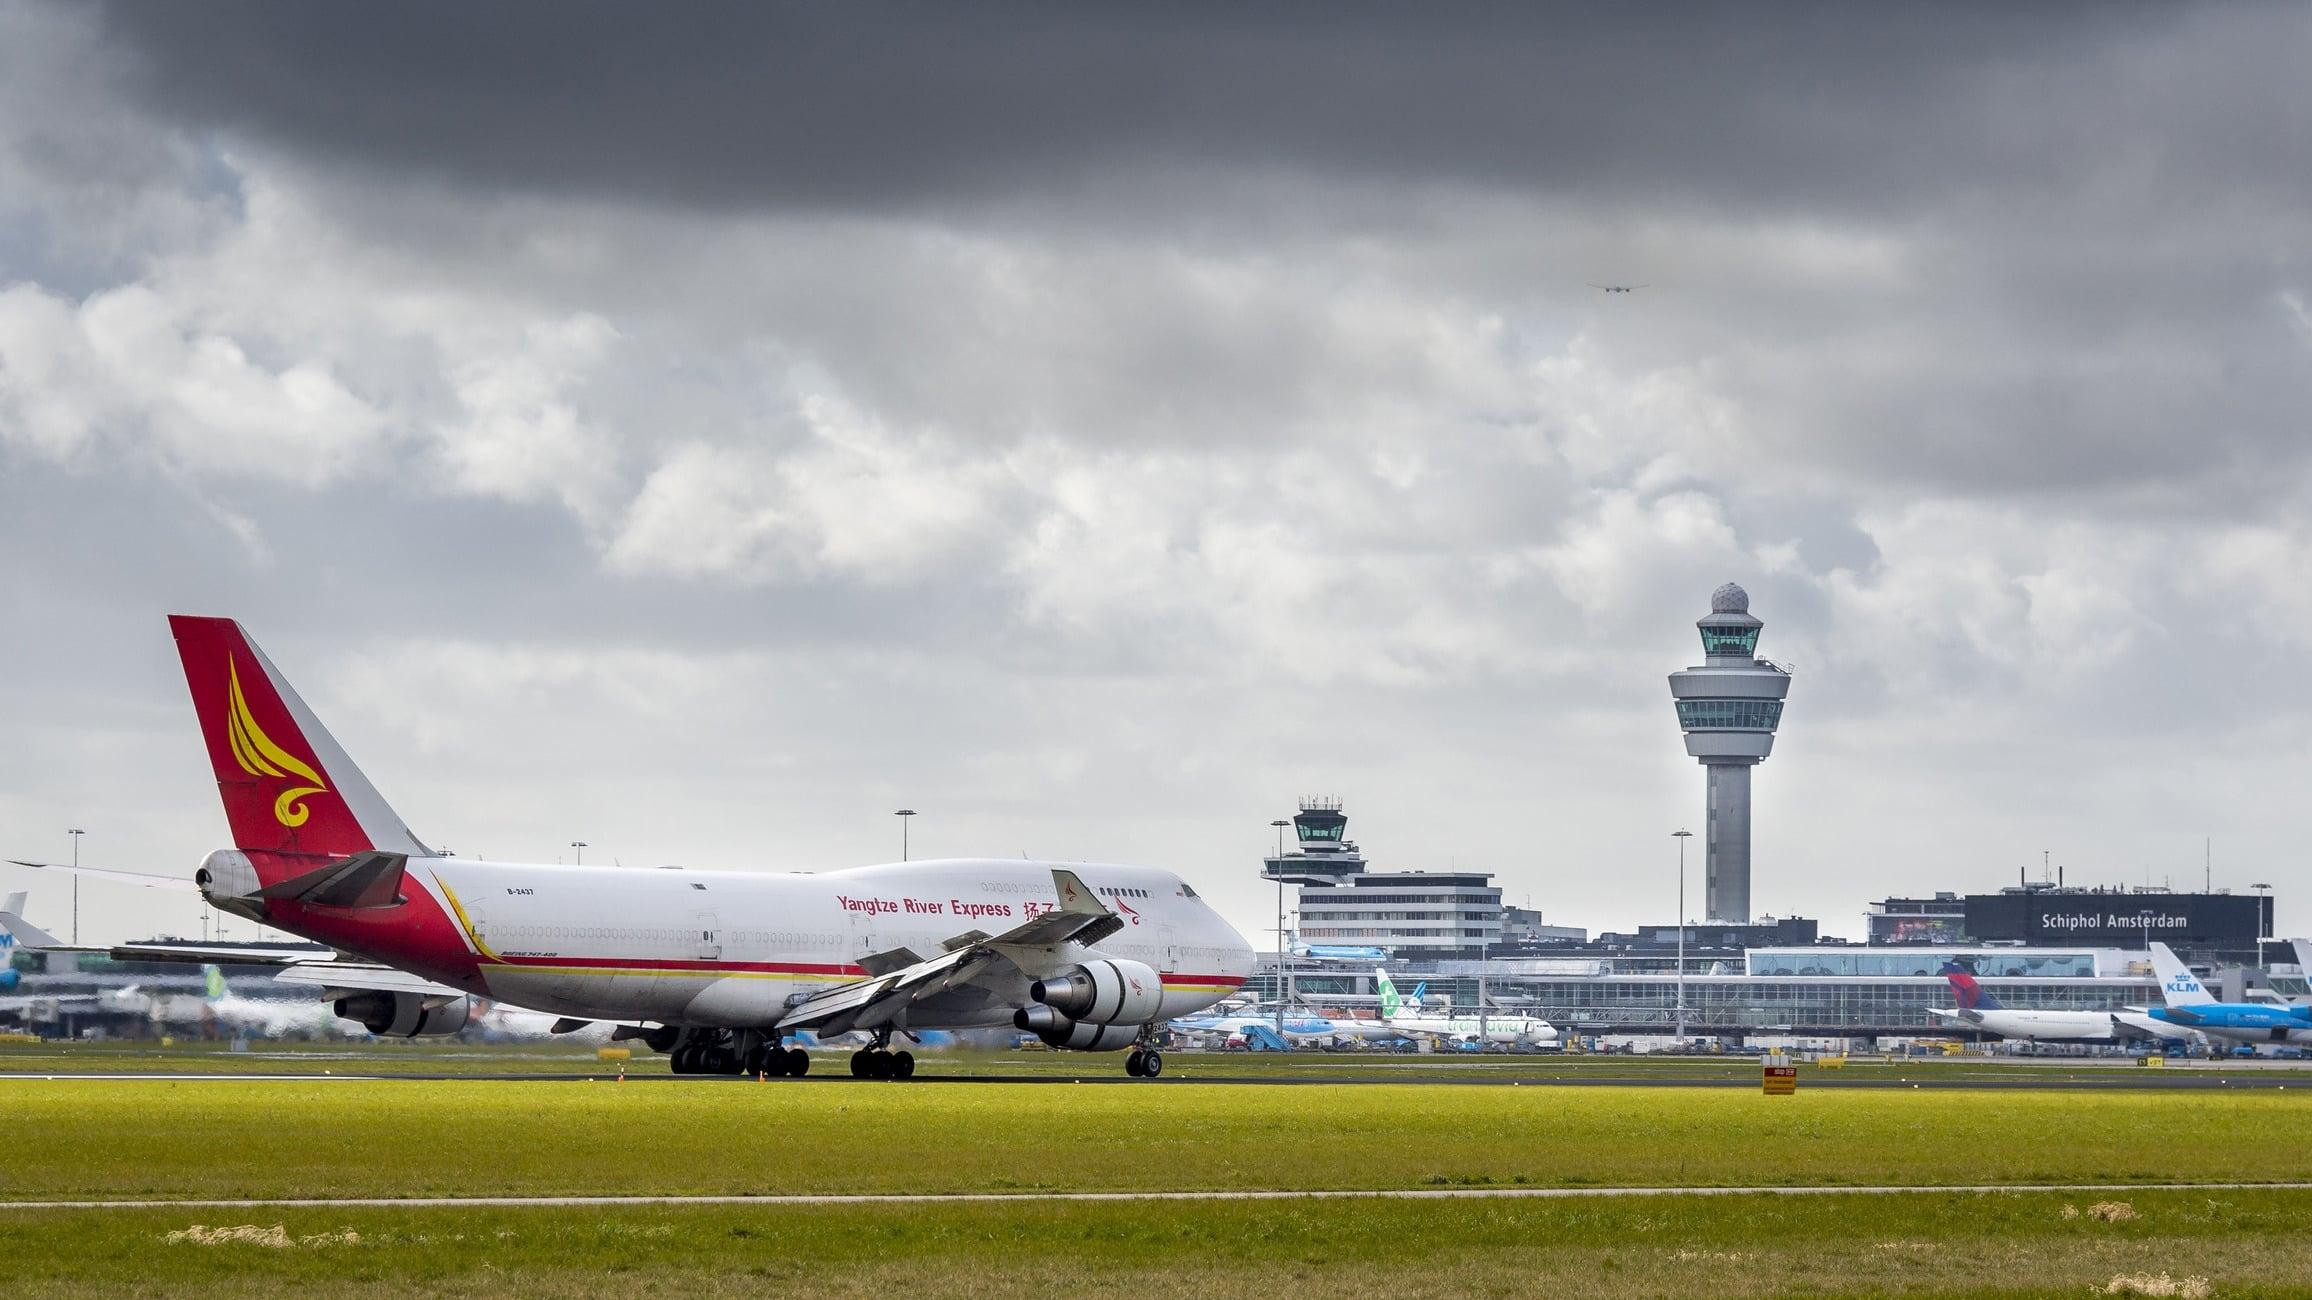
96;3;2300;217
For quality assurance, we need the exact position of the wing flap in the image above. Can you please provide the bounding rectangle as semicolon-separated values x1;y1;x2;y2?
776;867;1124;1033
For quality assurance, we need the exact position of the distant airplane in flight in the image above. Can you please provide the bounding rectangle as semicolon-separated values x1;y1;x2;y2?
1587;283;1648;293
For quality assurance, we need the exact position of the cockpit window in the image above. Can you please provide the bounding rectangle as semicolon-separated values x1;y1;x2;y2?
1180;882;1199;898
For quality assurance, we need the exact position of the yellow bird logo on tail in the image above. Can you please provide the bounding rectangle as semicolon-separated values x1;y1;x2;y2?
225;656;329;827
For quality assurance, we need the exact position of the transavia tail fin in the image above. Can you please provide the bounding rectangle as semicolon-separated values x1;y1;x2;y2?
169;616;430;861
1939;961;1999;1011
2149;942;2215;1007
1375;967;1401;1019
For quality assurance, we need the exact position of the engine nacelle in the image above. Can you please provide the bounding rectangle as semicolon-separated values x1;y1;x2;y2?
334;990;472;1038
1031;959;1163;1026
1013;1005;1142;1052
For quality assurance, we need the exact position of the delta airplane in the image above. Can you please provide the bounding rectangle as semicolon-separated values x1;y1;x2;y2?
0;616;1255;1079
2146;943;2312;1048
1374;968;1559;1049
1928;962;2188;1045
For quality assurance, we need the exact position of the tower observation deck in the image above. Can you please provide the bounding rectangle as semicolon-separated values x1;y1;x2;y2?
1667;583;1792;922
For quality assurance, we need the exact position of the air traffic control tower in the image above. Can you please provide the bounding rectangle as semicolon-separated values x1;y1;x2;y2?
1668;583;1792;923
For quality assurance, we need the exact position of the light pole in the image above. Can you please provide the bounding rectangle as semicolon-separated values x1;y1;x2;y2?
570;841;587;866
896;810;916;862
68;829;84;945
1672;829;1692;1044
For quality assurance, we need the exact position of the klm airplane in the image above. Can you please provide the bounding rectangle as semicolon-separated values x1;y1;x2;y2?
2146;943;2312;1047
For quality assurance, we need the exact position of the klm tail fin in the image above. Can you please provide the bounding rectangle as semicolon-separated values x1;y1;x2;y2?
2149;943;2216;1006
1375;967;1401;1019
168;616;430;865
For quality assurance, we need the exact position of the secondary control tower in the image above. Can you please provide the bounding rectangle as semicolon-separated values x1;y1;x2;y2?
1667;583;1792;922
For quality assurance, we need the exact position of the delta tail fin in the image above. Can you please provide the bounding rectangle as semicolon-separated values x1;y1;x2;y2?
168;616;430;863
1939;961;1999;1011
2149;942;2216;1007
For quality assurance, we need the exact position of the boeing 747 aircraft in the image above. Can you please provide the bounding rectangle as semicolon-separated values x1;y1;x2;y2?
2;616;1254;1078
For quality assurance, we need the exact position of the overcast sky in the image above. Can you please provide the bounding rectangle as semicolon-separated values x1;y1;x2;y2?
4;2;2309;947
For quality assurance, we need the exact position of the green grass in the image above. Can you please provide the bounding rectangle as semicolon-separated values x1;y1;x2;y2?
5;1078;2310;1200
6;1191;2310;1298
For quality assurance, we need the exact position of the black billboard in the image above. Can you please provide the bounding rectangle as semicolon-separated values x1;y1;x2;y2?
1964;892;2270;946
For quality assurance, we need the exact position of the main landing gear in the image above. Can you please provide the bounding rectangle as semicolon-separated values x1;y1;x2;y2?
1125;1027;1165;1078
849;1029;916;1080
667;1028;807;1078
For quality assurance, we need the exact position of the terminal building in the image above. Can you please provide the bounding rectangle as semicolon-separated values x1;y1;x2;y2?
1869;882;2273;968
1262;799;1508;960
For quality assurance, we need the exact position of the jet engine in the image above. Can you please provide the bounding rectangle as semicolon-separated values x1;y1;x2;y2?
1030;959;1163;1025
1015;959;1164;1051
334;990;472;1038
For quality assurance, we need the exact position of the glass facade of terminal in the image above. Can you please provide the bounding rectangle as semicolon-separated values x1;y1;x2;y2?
1675;699;1784;730
1747;950;2098;979
1246;965;2161;1034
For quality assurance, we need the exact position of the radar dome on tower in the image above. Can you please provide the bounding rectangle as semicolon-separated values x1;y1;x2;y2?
1710;582;1750;614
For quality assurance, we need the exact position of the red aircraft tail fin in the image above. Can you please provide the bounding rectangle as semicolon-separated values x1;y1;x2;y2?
168;616;431;867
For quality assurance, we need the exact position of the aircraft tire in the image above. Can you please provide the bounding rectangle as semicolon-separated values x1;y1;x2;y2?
849;1050;870;1078
786;1047;810;1076
1141;1051;1163;1078
1125;1050;1145;1077
892;1050;915;1080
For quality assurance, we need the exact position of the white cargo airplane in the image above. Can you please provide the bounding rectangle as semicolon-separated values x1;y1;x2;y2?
1;616;1254;1079
1373;968;1559;1049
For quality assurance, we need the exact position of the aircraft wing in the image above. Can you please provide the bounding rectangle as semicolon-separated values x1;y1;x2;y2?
6;860;201;891
775;867;1124;1036
1;892;337;967
3;892;460;1004
271;964;468;1001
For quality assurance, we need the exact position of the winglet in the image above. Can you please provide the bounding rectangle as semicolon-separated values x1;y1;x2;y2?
1049;868;1111;917
0;896;65;950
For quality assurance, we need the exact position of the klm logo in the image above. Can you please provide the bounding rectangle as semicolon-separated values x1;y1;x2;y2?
2166;977;2200;994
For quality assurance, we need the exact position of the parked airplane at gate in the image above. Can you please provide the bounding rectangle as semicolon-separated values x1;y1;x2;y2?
0;616;1254;1079
2145;943;2312;1048
1928;962;2188;1045
1373;968;1559;1049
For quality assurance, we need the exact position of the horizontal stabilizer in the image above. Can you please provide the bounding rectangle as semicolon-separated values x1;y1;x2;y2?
252;852;409;909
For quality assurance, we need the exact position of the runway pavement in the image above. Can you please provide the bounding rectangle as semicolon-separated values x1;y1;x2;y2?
1;1068;2306;1089
11;1181;2312;1210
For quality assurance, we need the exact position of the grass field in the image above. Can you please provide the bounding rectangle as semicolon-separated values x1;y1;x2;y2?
7;1077;2311;1199
6;1192;2310;1298
12;1056;2312;1295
